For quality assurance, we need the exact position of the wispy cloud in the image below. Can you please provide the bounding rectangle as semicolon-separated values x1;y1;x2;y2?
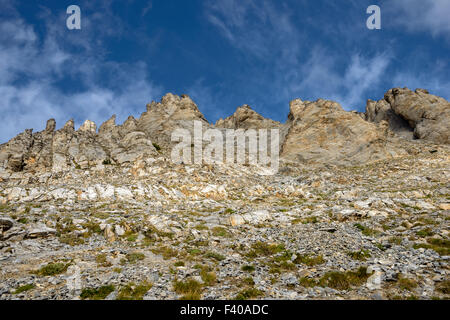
0;3;162;142
385;0;450;38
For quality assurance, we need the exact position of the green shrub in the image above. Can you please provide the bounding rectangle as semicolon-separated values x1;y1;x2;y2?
80;285;115;300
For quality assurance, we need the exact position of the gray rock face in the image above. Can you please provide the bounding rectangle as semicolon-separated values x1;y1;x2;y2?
280;98;397;165
137;93;210;147
366;88;450;144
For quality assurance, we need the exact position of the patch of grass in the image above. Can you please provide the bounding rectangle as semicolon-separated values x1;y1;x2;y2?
318;267;370;290
246;242;284;258
243;277;255;286
59;234;85;246
436;280;450;294
173;279;203;300
14;283;35;294
299;277;318;288
388;237;403;245
17;217;28;224
205;251;225;261
241;265;255;272
36;262;70;276
347;250;371;261
354;223;379;237
199;267;217;286
151;246;178;260
413;238;450;255
416;228;434;238
294;254;325;266
211;226;230;237
397;275;418;292
117;282;152;300
234;288;263;300
144;226;174;240
174;261;185;267
126;233;138;242
80;285;115;300
95;253;111;267
223;208;235;214
125;252;145;264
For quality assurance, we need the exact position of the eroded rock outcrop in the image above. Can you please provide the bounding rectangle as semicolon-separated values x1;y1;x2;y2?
215;105;281;129
366;88;450;144
280;99;398;165
0;89;448;174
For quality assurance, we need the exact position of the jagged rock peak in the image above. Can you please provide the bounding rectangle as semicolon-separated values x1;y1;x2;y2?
288;98;343;121
140;93;207;124
216;104;281;129
45;119;56;132
78;120;97;134
99;115;116;134
62;119;75;132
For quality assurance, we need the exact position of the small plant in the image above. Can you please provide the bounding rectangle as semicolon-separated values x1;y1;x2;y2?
174;261;185;267
211;226;230;237
294;254;325;266
14;283;35;294
397;275;418;292
80;285;115;300
234;288;263;300
125;252;145;264
151;246;178;260
36;262;70;276
436;280;450;294
318;267;370;290
347;250;371;261
152;142;162;151
354;223;379;237
241;265;255;272
117;282;152;300
246;242;284;258
205;251;225;261
416;228;434;238
173;279;203;300
95;253;111;267
59;234;85;246
200;267;217;286
102;159;112;165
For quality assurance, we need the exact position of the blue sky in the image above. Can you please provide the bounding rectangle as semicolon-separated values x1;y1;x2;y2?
0;0;449;142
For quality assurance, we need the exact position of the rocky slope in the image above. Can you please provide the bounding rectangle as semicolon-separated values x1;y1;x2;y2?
0;88;448;301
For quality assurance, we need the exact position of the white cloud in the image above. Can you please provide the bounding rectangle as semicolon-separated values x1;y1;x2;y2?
0;8;162;142
386;0;450;38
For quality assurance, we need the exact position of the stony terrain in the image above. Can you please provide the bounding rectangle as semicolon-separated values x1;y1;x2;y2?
0;87;448;300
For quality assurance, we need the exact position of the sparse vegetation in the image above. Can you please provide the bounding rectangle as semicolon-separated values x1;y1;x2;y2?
36;262;70;276
80;285;115;300
117;282;152;300
173;279;203;300
14;283;35;294
347;249;371;261
234;288;263;300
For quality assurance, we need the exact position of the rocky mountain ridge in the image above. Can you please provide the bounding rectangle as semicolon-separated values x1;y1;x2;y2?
0;87;448;176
